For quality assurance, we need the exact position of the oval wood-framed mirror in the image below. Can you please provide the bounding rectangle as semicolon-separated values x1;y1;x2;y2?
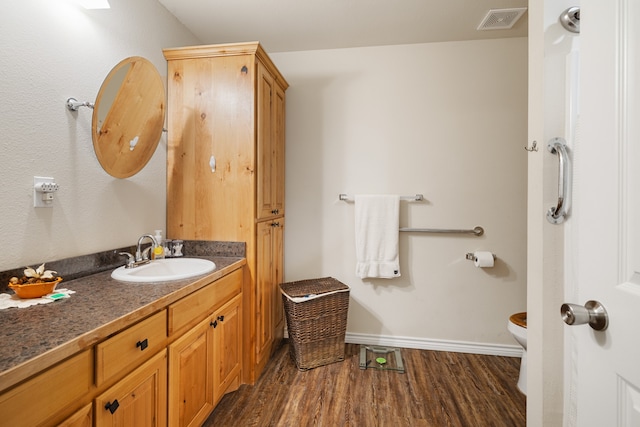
92;56;165;178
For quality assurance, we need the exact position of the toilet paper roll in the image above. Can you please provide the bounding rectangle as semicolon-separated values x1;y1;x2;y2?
474;251;494;268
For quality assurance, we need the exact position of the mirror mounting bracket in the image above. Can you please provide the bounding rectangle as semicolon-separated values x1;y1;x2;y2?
66;97;95;111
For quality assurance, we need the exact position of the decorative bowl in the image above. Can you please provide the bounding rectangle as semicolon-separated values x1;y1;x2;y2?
8;277;63;299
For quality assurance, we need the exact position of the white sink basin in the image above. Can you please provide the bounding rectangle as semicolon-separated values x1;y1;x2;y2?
111;258;216;283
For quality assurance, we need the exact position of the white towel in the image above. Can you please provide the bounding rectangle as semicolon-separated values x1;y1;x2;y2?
354;195;401;279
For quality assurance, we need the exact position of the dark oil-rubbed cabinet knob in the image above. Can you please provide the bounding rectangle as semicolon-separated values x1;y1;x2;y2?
105;400;120;414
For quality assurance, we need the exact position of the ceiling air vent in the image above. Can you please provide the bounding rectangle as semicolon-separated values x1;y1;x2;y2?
477;8;527;30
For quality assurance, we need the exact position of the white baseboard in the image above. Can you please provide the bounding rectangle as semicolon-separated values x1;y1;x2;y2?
284;329;522;358
345;332;523;358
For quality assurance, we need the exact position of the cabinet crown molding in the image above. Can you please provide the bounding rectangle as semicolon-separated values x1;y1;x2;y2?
163;41;289;90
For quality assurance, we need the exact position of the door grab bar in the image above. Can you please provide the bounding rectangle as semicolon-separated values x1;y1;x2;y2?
547;137;571;224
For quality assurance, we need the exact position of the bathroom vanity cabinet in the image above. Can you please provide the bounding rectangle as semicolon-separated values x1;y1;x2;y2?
163;42;288;383
0;263;244;427
167;269;242;427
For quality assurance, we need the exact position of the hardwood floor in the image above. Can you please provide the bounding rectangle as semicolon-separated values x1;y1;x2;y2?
204;341;526;426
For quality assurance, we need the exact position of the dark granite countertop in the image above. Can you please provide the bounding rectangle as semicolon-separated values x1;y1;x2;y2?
0;241;246;393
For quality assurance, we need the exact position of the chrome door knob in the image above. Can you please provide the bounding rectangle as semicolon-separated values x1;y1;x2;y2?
560;300;608;331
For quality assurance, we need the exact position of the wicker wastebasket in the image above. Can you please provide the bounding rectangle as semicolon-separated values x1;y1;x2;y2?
280;277;350;370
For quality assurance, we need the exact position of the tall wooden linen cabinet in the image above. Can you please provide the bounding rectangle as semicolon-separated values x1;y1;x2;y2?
163;42;287;383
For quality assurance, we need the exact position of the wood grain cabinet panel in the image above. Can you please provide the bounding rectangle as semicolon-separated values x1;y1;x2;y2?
96;311;167;386
168;268;242;336
164;42;288;383
257;66;286;221
168;317;214;427
271;219;285;342
255;219;284;356
0;350;93;427
58;403;92;427
255;221;274;360
212;294;242;404
94;350;167;427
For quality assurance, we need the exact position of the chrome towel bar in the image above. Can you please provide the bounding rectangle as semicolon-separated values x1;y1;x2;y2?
400;226;484;236
339;193;484;236
339;193;424;202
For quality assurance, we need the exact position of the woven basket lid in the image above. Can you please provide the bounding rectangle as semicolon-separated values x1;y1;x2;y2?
280;277;349;298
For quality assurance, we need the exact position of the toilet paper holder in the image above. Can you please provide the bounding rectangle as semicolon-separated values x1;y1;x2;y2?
465;252;497;261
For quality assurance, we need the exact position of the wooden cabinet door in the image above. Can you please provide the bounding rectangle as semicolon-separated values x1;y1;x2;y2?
212;294;242;404
256;219;285;365
168;319;214;427
256;62;286;221
257;63;276;220
256;221;274;363
272;82;286;218
95;350;167;427
166;54;254;241
272;218;285;342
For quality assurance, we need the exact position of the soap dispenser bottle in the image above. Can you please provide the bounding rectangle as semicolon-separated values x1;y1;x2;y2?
153;229;165;259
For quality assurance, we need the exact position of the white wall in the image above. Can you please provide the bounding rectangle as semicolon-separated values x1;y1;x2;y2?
271;38;528;350
0;0;199;271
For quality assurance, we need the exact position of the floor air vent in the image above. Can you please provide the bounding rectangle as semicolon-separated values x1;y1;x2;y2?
477;8;527;31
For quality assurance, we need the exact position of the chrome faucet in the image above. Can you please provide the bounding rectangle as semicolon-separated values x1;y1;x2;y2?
117;234;159;269
136;234;159;262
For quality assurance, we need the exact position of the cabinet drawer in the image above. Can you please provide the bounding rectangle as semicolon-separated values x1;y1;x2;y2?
168;268;242;336
0;350;93;427
96;310;167;385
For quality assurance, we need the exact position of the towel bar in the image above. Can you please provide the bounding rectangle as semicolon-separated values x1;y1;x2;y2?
338;194;484;236
339;193;424;202
400;226;484;236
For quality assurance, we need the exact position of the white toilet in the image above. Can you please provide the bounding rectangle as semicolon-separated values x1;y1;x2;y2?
507;312;527;395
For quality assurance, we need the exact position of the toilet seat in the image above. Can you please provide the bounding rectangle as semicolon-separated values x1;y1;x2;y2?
509;312;527;329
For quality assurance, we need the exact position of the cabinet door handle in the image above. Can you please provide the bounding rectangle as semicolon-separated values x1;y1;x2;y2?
271;222;280;227
105;400;120;414
271;209;279;214
136;338;149;351
210;320;218;328
218;315;225;322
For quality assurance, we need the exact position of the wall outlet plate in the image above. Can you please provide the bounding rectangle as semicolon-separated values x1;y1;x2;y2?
34;176;58;208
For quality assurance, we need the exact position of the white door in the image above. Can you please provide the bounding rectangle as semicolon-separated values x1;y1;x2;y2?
571;0;640;424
